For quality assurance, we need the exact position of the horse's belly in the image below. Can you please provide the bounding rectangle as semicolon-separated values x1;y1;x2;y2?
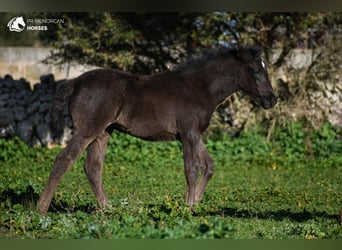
134;130;177;141
113;118;177;142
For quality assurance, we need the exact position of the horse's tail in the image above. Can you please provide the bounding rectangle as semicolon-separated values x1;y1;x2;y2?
50;81;75;140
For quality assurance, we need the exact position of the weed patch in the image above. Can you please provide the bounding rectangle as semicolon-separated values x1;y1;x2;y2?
0;122;341;238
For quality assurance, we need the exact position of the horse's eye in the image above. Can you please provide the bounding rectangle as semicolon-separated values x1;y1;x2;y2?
261;60;266;69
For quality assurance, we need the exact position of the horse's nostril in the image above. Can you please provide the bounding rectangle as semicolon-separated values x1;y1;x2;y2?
260;93;277;109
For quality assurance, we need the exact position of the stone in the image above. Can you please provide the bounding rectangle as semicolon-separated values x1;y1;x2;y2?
39;102;51;114
63;105;69;116
6;98;17;107
17;90;31;99
40;74;55;85
14;78;30;91
39;94;54;102
17;120;34;143
0;123;16;138
44;112;51;124
1;88;10;93
22;95;32;106
14;107;27;122
33;83;42;91
28;91;39;103
0;93;10;101
0;108;15;126
2;74;13;88
29;112;41;125
7;124;16;137
27;100;40;115
60;126;73;145
63;116;73;128
36;123;51;146
31;136;42;147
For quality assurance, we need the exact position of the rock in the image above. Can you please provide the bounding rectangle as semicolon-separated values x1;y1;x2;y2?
17;89;30;99
15;78;30;91
28;91;39;103
31;136;42;147
22;94;32;106
44;112;51;124
0;123;16;138
17;120;34;143
7;124;16;137
0;127;5;137
60;126;73;145
40;74;55;85
14;107;27;122
39;102;51;114
0;93;10;101
2;74;13;88
36;123;51;146
6;97;17;107
63;105;69;116
0;108;15;126
63;116;73;127
27;100;40;115
29;112;41;125
39;94;54;102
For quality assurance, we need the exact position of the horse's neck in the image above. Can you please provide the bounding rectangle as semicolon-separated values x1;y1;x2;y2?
189;63;240;107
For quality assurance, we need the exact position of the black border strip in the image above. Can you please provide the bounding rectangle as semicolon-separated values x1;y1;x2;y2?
1;0;342;11
1;239;342;250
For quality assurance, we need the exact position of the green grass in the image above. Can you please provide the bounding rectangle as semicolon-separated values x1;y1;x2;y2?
0;122;341;239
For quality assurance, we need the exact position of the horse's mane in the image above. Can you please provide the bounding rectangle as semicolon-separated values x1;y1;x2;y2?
172;45;263;72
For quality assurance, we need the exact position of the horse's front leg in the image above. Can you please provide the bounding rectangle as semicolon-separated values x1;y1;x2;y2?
180;131;202;206
195;140;214;202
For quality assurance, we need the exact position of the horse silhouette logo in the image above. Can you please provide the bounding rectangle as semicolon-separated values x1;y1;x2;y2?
7;16;26;32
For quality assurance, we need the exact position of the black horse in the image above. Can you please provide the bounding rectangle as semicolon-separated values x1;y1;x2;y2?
37;46;277;214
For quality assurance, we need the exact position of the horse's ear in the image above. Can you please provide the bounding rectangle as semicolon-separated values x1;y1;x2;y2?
232;46;263;63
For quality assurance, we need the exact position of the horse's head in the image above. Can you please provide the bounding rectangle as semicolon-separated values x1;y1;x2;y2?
235;47;277;109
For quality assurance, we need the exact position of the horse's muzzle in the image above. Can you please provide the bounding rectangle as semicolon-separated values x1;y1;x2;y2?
260;93;277;109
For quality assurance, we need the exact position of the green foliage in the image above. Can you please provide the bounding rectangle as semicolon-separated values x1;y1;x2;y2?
0;137;58;195
37;12;340;74
40;13;218;74
312;123;342;158
272;121;307;161
0;122;341;239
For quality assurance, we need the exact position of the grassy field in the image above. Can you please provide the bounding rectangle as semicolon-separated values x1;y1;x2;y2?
0;122;341;239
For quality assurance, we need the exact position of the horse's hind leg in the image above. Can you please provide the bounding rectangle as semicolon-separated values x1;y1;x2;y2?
37;135;93;214
84;131;111;209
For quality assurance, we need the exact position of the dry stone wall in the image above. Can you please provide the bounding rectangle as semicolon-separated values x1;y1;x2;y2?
0;74;72;146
